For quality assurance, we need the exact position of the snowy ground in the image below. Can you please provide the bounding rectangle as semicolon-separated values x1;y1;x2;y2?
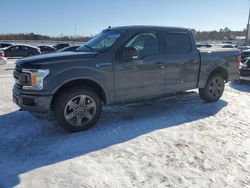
0;59;250;188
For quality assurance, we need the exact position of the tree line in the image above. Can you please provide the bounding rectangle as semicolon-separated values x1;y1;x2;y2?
0;27;247;42
0;33;91;42
191;27;246;41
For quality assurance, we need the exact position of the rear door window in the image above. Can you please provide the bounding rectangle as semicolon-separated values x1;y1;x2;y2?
21;46;29;50
165;32;192;54
10;46;19;51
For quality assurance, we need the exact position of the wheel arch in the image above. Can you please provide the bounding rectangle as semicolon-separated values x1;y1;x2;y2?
50;78;107;110
198;65;229;88
209;66;229;82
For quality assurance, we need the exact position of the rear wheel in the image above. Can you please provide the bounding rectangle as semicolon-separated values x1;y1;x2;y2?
199;74;225;103
54;87;102;132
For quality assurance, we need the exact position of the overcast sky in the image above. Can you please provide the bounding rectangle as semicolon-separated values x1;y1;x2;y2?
0;0;249;36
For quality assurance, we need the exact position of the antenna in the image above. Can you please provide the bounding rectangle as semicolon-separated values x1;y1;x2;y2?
246;2;250;44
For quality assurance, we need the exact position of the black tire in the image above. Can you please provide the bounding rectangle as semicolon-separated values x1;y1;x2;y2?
54;87;102;132
199;74;225;103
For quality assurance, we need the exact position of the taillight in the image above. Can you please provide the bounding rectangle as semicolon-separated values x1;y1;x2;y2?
0;51;5;57
237;55;241;69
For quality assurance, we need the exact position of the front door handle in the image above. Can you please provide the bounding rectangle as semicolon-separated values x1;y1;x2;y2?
155;62;165;69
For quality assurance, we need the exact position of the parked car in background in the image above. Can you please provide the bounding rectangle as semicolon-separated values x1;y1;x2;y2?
38;45;57;54
241;49;250;61
237;46;250;51
57;45;80;52
196;43;213;48
0;50;7;64
53;43;70;51
240;57;250;82
215;44;235;48
0;42;13;49
3;45;41;58
0;50;5;58
222;41;233;44
222;44;235;48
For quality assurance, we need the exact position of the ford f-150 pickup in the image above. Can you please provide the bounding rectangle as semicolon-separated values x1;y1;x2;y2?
13;26;240;132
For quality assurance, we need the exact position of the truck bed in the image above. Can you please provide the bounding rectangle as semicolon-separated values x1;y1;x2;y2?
197;48;240;88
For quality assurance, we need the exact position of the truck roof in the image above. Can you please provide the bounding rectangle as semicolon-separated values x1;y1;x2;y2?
108;25;188;32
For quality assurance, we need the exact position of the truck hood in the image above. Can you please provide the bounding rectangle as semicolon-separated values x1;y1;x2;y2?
16;51;98;67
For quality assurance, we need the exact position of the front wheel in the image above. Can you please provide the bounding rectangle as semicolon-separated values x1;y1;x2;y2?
54;87;102;132
199;74;225;103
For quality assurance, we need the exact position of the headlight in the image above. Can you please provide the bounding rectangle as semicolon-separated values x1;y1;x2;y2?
22;69;50;90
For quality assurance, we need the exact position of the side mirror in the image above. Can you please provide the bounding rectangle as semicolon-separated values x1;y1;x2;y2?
121;47;138;61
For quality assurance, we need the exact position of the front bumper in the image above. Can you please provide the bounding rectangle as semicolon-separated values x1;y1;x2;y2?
13;86;53;113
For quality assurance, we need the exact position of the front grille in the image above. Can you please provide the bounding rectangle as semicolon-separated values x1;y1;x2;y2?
15;65;21;72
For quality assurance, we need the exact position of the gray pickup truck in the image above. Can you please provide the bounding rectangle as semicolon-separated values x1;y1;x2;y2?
13;26;240;132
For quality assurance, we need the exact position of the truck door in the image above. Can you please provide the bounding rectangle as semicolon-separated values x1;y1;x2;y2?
114;32;166;102
163;31;200;92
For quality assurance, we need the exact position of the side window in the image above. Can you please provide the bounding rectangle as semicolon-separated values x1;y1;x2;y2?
246;59;250;68
125;33;160;58
21;46;29;50
166;32;192;54
11;46;19;51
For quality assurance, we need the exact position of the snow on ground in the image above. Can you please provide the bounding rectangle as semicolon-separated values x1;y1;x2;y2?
0;60;250;188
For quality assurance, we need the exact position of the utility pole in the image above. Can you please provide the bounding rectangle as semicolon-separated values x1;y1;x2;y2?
74;24;77;36
246;6;250;44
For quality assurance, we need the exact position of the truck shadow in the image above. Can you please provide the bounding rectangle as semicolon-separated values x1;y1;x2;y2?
229;80;250;92
0;92;228;188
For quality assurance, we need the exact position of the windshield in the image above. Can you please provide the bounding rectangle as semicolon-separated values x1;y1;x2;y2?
77;29;127;52
244;59;250;67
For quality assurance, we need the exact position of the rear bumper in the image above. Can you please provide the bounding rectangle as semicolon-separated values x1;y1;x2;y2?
13;87;53;113
240;76;250;81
